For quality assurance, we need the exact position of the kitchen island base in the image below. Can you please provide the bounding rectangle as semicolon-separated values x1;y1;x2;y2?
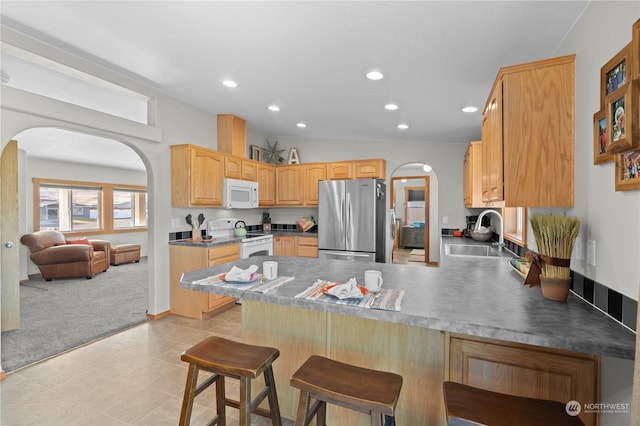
241;300;599;425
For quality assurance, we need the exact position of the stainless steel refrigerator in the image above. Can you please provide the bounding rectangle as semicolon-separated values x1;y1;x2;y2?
318;178;386;262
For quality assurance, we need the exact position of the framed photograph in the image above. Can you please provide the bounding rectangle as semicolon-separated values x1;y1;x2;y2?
633;19;640;79
615;150;640;191
250;144;262;162
593;110;613;164
605;82;636;154
601;42;631;106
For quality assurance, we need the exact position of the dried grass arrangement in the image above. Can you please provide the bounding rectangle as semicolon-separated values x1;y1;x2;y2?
530;214;580;279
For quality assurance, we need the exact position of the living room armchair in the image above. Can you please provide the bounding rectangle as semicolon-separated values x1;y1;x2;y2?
20;231;110;281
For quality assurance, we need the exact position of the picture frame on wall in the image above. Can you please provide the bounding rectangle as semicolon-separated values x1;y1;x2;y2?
593;110;612;164
605;82;636;154
615;150;640;191
600;42;630;107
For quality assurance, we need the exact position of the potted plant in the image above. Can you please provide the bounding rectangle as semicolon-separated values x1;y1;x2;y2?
527;214;580;301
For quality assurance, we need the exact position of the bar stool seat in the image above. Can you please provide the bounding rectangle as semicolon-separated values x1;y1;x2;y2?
290;355;403;426
180;336;282;426
443;381;585;426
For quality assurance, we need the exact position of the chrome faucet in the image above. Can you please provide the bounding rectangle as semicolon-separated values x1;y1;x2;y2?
475;209;504;250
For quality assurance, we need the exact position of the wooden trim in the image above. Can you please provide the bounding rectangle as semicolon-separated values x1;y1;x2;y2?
147;310;171;320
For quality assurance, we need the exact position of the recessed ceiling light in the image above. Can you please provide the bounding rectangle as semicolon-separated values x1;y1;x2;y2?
268;105;280;112
366;70;384;80
297;122;307;128
397;124;409;130
222;79;237;88
423;164;433;173
401;178;407;183
461;106;478;113
384;103;398;111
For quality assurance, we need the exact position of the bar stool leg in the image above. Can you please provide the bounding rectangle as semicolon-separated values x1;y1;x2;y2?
216;375;226;426
179;364;199;426
264;366;283;426
238;377;251;426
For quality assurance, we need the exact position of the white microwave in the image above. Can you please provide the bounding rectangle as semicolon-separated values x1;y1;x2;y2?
223;178;259;209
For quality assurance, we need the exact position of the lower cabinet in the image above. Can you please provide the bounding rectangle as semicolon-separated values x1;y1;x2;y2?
402;226;424;248
273;235;318;257
169;243;239;319
449;334;599;426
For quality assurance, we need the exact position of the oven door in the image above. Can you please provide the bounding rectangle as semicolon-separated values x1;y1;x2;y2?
241;237;274;259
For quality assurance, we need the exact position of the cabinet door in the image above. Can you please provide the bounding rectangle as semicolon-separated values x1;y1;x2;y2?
257;163;276;207
354;159;385;179
276;165;304;205
296;236;318;258
273;236;296;256
482;82;503;203
242;160;258;181
304;163;326;206
224;156;242;179
464;141;483;208
327;162;353;180
207;244;240;310
463;145;472;206
191;147;224;206
449;336;598;426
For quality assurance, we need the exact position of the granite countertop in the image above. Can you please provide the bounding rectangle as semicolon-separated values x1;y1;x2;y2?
169;230;318;248
180;238;636;359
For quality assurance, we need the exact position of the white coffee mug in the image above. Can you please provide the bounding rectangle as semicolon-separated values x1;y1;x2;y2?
364;270;383;293
263;261;278;280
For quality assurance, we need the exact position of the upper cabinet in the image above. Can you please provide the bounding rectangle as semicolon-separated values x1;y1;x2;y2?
275;165;305;205
257;163;276;207
328;159;386;180
224;155;258;181
304;163;327;206
482;55;575;207
327;162;353;180
171;144;224;207
463;141;484;208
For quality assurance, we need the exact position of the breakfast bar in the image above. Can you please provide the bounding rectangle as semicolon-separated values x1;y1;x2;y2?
181;253;635;425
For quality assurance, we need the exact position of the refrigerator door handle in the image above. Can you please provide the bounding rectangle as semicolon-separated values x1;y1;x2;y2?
345;192;351;245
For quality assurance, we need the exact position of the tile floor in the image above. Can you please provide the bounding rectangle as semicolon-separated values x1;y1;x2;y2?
1;306;294;426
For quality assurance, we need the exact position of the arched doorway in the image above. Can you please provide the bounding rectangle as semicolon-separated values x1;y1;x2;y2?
1;127;150;372
390;162;438;266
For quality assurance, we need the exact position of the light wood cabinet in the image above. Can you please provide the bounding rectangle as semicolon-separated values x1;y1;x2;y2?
295;236;318;258
257;163;276;207
303;163;326;206
449;334;599;426
482;55;575;207
327;162;353;180
223;155;258;181
464;141;484;208
354;159;386;179
170;144;224;207
217;114;246;157
275;165;305;206
273;235;296;256
169;243;239;319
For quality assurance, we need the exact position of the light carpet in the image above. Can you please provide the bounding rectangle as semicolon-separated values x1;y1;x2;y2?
1;258;148;372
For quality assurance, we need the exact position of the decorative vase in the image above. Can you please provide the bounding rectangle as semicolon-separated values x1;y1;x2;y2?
539;275;571;302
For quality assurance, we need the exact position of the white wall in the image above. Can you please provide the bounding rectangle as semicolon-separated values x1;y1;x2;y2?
19;156;148;279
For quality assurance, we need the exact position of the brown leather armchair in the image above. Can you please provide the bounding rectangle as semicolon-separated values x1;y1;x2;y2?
20;231;110;281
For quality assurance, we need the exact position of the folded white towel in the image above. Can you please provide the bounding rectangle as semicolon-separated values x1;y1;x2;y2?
225;265;259;282
327;278;364;299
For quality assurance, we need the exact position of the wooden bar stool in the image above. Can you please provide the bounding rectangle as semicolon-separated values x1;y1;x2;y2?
290;355;403;426
179;336;282;426
443;381;585;426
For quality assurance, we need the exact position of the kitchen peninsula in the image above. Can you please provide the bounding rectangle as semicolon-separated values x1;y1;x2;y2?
181;248;635;425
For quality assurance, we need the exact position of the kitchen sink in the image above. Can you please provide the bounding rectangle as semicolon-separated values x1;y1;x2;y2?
445;244;505;258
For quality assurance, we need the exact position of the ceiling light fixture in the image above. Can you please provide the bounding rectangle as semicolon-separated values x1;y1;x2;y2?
268;105;280;112
222;79;238;88
461;106;478;113
397;124;409;130
384;103;398;111
366;70;384;80
297;122;307;128
423;164;433;173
